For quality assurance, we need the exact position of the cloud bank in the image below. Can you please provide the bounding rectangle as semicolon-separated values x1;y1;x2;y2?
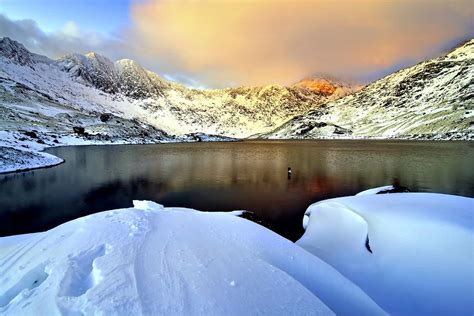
1;0;473;88
130;0;474;86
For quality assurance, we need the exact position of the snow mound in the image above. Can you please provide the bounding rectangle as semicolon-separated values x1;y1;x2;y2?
0;204;384;315
297;193;474;315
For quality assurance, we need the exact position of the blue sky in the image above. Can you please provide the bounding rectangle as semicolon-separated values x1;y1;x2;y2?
0;0;132;35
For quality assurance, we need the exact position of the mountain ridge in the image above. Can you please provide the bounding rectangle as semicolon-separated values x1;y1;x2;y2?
261;39;474;140
0;36;347;138
1;36;473;141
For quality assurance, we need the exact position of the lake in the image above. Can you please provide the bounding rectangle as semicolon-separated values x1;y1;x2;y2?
1;140;473;240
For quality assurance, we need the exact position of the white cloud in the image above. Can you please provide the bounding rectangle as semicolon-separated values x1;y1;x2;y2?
61;21;81;38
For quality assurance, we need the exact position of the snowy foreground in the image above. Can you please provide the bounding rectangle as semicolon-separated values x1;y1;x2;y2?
298;192;474;315
0;201;383;315
1;191;473;315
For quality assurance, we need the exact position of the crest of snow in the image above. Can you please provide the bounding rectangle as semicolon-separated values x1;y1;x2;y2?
355;185;395;196
132;200;164;211
227;210;245;216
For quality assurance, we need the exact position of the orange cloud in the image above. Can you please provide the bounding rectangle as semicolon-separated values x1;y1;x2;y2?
130;0;474;87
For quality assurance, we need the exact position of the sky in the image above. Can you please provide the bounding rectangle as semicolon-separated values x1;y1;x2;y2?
0;0;473;88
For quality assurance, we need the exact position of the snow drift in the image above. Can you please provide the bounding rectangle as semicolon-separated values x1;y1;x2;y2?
298;192;474;315
0;201;384;315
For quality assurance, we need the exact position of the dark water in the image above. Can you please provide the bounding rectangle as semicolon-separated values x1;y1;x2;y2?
1;140;473;240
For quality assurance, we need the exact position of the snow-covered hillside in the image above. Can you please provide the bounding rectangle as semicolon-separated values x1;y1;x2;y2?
263;40;474;140
0;37;344;139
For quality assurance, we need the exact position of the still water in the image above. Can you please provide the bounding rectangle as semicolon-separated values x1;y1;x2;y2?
1;140;473;240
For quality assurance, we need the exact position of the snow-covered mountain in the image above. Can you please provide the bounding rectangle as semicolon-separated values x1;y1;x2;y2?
0;37;344;140
262;40;474;140
2;36;472;145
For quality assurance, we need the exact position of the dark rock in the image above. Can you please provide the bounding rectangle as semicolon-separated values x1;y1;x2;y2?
377;183;411;194
73;126;85;134
365;235;373;253
37;139;45;144
24;131;38;138
100;113;111;122
238;211;272;231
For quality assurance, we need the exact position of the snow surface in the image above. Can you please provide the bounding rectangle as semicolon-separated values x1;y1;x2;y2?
0;201;384;315
297;193;474;315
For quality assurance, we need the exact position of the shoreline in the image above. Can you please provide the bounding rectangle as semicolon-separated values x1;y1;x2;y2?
1;134;473;175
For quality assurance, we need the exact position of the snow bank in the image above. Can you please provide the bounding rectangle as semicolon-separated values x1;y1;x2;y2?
297;193;474;315
0;201;384;315
0;146;63;173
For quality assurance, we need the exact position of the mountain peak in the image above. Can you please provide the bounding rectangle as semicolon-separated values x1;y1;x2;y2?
0;37;51;66
0;37;33;66
293;77;361;97
445;38;474;61
0;36;23;47
84;52;113;64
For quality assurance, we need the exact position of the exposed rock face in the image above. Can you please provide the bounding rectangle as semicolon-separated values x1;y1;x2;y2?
262;39;474;140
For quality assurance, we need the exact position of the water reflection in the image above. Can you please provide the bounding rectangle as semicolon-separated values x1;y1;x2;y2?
0;140;473;240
